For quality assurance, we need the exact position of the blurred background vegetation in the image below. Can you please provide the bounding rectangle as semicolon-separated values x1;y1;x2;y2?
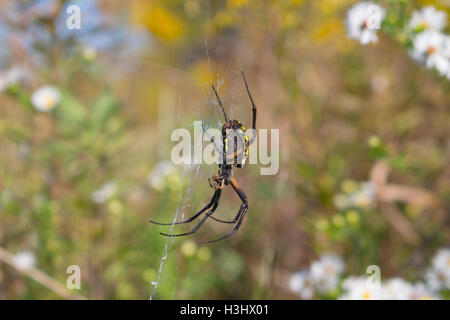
0;0;449;299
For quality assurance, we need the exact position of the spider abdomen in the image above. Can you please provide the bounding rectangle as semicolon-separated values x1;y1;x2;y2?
222;120;249;167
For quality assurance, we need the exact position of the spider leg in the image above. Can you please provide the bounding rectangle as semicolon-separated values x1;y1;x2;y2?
208;215;237;224
211;84;229;122
149;189;221;226
200;205;247;244
241;72;257;145
202;122;222;154
241;71;257;130
208;178;244;224
201;176;248;244
159;191;222;237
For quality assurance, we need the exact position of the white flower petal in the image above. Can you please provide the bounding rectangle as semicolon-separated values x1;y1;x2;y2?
409;6;447;32
345;2;385;45
13;251;36;270
31;85;61;112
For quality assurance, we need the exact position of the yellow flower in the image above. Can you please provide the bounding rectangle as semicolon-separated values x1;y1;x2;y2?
313;19;344;43
181;240;197;257
318;0;348;16
190;61;225;88
282;11;299;30
198;247;212;261
346;210;359;225
184;0;200;17
143;268;157;282
214;11;236;29
315;218;329;231
131;1;184;42
342;179;358;194
405;204;423;218
332;215;345;227
227;0;248;9
368;135;381;148
108;199;123;215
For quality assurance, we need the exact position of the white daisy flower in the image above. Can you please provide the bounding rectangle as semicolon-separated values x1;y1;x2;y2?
31;85;61;112
310;254;345;293
384;278;415;300
409;6;447;33
425;248;450;291
0;67;29;92
289;270;315;299
92;182;117;204
350;181;376;208
336;181;377;210
12;250;36;270
431;248;450;273
409;282;439;300
340;276;386;300
333;194;349;210
425;268;448;292
346;2;385;45
82;46;98;61
147;161;180;191
410;31;450;77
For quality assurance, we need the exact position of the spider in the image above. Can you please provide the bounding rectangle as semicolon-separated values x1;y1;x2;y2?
150;71;257;243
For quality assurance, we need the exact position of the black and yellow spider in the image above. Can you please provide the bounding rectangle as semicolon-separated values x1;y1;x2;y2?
150;71;257;243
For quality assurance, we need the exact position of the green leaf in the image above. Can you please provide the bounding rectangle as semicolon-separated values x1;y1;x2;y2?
6;84;33;112
56;90;88;125
91;90;120;126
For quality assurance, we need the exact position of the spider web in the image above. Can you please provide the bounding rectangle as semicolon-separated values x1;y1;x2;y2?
149;118;220;300
149;39;243;300
149;162;201;300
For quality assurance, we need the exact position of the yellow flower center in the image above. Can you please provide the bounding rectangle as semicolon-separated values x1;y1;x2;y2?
43;95;56;109
420;21;430;30
325;266;335;275
362;291;371;299
426;46;437;55
361;20;368;29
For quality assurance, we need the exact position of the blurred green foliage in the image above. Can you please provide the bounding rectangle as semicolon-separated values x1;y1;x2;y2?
0;0;449;299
